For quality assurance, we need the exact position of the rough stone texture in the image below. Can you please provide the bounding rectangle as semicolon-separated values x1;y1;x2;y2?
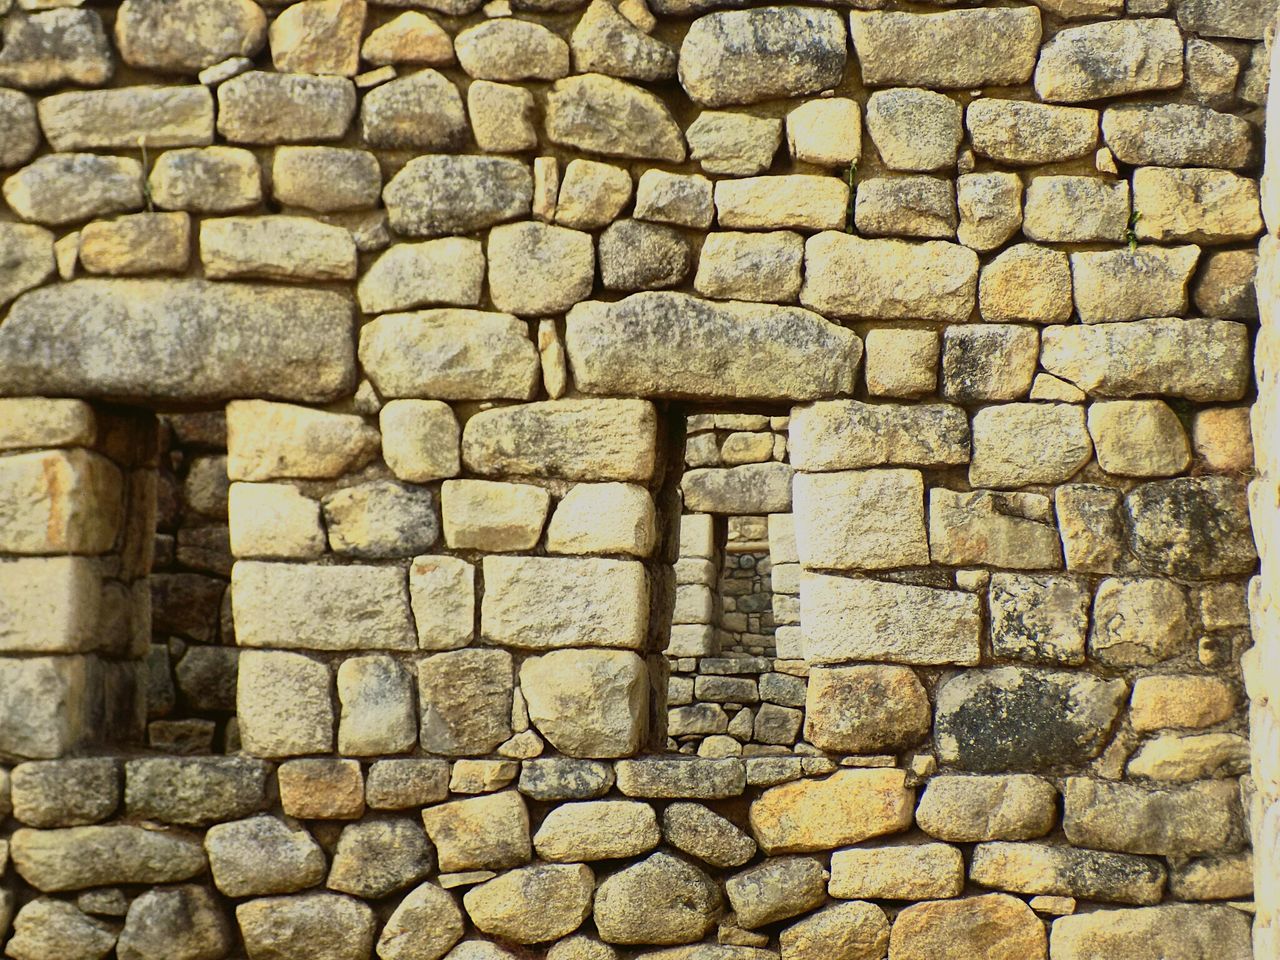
5;898;117;960
957;172;1024;252
5;153;142;225
934;668;1128;772
489;222;595;316
749;769;913;854
383;154;530;237
1125;476;1257;577
726;856;827;928
12;825;206;891
715;176;848;231
1063;778;1245;856
38;86;212;153
802;233;977;322
687;112;781;176
888;894;1046;960
801;574;981;666
970;842;1166;905
116;0;265;73
546;74;685;162
117;885;230;960
865;89;962;172
124;756;267;826
678;8;846;107
236;894;376;960
0;10;114;89
0;280;353;403
535;801;660;862
206;816;327;898
1135;167;1262;244
599;220;691;292
217;71;355;144
148;146;262;213
1035;19;1184;102
572;0;675;82
1049;904;1251;960
1103;104;1253;169
917;775;1057;843
418;649;513;756
789;401;968;472
465;863;594;944
850;9;1042;89
421;790;531;872
1072;246;1200;325
0;88;39;168
663;803;756;868
979;244;1072;324
967;99;1098;165
236;651;333;757
779;901;888;960
593;853;722;946
376;882;465;960
969;403;1092;489
521;650;647;758
989;574;1090;666
793;469;928;570
829;842;964;900
1023;176;1129;243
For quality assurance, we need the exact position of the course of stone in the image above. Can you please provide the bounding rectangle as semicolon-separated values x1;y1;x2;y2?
0;0;1277;958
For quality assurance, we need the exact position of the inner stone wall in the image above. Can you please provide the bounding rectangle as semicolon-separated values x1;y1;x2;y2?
0;0;1276;958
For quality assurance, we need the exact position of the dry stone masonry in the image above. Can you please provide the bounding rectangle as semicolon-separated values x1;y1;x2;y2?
0;0;1276;958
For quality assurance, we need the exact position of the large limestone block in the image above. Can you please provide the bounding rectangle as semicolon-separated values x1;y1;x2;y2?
384;155;531;236
229;483;325;560
0;222;54;309
726;856;827;928
115;0;266;73
678;7;846;107
801;233;978;322
593;852;721;945
930;489;1061;569
546;74;685;162
1063;778;1245;857
714;175;848;231
37;86;213;151
409;555;474;651
4;154;142;225
0;656;93;759
5;898;117;960
941;324;1039;402
482;556;647;650
520;650;647;758
970;842;1165;905
804;665;930;754
969;403;1093;489
1070;246;1199;324
226;401;377;481
1176;0;1271;39
793;469;928;570
534;800;660;862
850;9;1041;89
916;774;1058;843
232;561;415;651
0;449;121;554
336;656;417;756
978;244;1073;325
12;825;206;891
1102;104;1253;169
681;463;793;514
270;0;366;76
888;894;1046;960
1049;903;1251;960
1041;318;1250;401
829;843;964;900
236;651;333;757
1034;19;1183;102
360;310;538;402
0;280;353;403
462;400;657;482
0;557;101;653
0;10;114;90
1023;176;1129;243
1125;476;1256;577
546;483;656;557
1133;167;1262;244
789;401;968;471
464;863;594;944
422;791;531;872
854;176;957;238
236;894;375;960
565;292;860;401
749;769;913;854
216;71;355;144
800;573;982;666
935;668;1127;772
966;99;1098;165
455;19;568;80
418;649;513;756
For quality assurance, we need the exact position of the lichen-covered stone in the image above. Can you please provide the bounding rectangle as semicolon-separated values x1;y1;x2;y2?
1125;476;1256;577
124;756;268;826
5;153;142;225
116;0;266;73
327;818;434;900
385;154;531;236
678;7;846;107
726;856;827;929
779;901;888;960
567;292;858;401
546;74;685;162
1103;104;1253;169
970;843;1165;905
0;10;114;89
593;852;721;946
749;769;913;854
966;99;1098;165
205;815;327;898
989;574;1090;666
117;885;229;960
0;88;38;168
1176;0;1271;39
361;70;468;150
600;219;690;291
934;668;1128;772
1062;778;1245;857
865;88;963;172
1023;176;1129;243
1049;903;1251;960
572;0;675;82
236;894;376;960
12;825;206;892
5;898;117;960
850;9;1041;89
11;759;119;828
682;463;793;514
805;665;930;755
376;882;465;960
0;222;54;308
801;233;978;322
1035;19;1184;102
801;573;981;666
662;802;756;868
789;401;968;471
148;146;261;213
216;71;355;144
854;176;956;239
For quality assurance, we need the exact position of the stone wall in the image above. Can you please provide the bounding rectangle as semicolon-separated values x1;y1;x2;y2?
0;0;1275;958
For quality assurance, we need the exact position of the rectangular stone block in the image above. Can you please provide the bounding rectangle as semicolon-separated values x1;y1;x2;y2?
667;624;717;657
682;463;794;514
0;557;102;654
0;656;93;760
793;470;929;571
714;175;848;231
789;400;969;471
481;556;648;651
37;86;214;151
829;843;965;900
0;449;122;555
1063;778;1246;857
615;758;746;799
409;555;474;651
462;399;657;482
800;573;982;665
679;513;716;559
232;561;415;651
236;651;333;759
0;398;95;450
418;649;514;756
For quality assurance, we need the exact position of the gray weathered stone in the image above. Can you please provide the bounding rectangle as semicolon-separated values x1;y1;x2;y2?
865;88;962;172
989;574;1090;666
4;153;141;225
930;489;1061;569
935;668;1128;772
236;894;376;960
0;279;352;403
1035;19;1184;102
0;10;114;89
1070;246;1199;324
205;815;327;898
916;774;1058;843
1023;176;1129;243
970;842;1165;905
520;650;647;758
418;649;513;756
805;665;930;754
686;112;781;176
789;401;968;472
37;86;213;151
593;852;722;946
216;71;355;143
1102;104;1253;169
599;219;691;292
323;480;438;558
116;0;265;72
383;155;531;237
546;74;685;161
567;292;858;401
357;239;483;314
616;758;745;800
5;898;117;960
1176;0;1271;39
11;759;119;828
455;19;569;81
12;825;206;892
360;70;467;150
662;802;756;868
726;856;826;929
328;818;435;900
0;88;38;168
124;757;267;826
1125;476;1256;577
0;222;54;308
1049;903;1251;960
854;176;956;239
376;882;465;960
1063;778;1245;857
572;0;676;81
801;574;981;666
850;8;1041;89
117;885;229;960
966;99;1098;165
273;146;380;212
464;863;594;944
147;146;261;213
678;7;846;107
519;759;615;802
